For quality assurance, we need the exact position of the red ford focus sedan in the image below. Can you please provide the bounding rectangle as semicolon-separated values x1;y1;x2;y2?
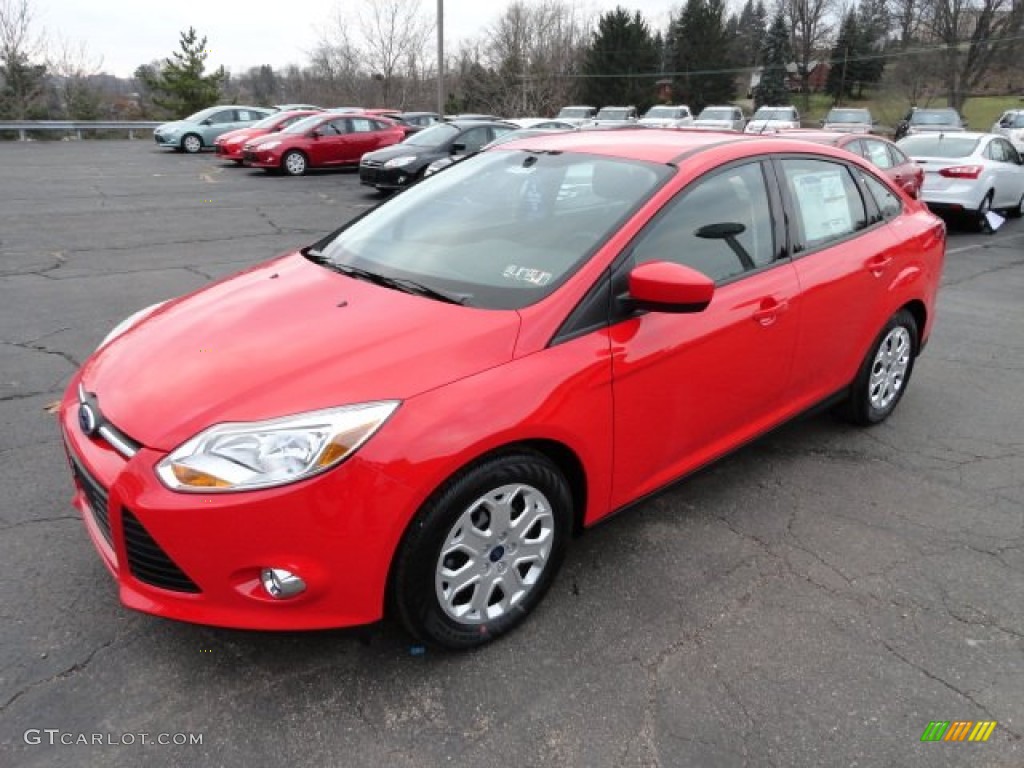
243;113;405;175
214;109;323;164
61;130;945;648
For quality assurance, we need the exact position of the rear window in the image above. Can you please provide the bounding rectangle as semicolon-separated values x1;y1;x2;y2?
898;135;980;158
754;108;796;121
910;110;959;126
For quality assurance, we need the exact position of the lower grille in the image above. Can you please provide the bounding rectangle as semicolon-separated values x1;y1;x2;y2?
71;457;113;547
243;150;257;161
122;509;201;593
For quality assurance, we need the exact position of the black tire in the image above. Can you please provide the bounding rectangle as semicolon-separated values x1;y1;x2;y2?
181;133;203;154
839;309;919;426
281;150;308;176
976;190;994;233
391;450;572;650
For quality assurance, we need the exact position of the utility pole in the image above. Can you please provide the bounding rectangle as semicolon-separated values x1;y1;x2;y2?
437;0;444;116
838;45;849;107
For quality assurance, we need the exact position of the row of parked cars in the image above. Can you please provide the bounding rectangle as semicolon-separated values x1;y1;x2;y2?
153;102;1024;228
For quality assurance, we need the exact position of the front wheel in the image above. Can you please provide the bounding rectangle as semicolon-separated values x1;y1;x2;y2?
181;134;202;154
976;190;994;232
839;310;918;426
392;451;572;649
282;150;307;176
1006;192;1024;219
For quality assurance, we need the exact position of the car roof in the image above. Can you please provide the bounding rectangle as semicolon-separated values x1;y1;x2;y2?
488;127;868;165
445;119;518;129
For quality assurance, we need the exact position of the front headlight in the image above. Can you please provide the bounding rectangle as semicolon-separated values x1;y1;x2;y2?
384;155;417;168
98;300;168;350
156;402;400;492
257;140;282;151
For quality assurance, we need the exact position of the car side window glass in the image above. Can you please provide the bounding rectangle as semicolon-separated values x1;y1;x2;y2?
349;118;375;133
860;172;902;220
282;115;303;128
209;111;234;125
863;140;894;169
323;120;346;135
631;162;776;283
236;110;253;122
458;127;491;152
888;145;909;166
780;158;867;251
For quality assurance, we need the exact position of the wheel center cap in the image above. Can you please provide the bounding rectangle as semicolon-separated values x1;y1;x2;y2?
489;545;505;563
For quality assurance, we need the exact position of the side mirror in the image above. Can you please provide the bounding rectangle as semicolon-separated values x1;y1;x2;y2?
627;261;714;314
450;141;466;155
311;129;321;138
819;118;826;126
200;119;212;126
962;120;969;128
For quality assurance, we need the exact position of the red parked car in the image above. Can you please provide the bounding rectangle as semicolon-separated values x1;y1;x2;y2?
61;130;945;648
214;110;323;164
782;129;925;198
243;114;405;175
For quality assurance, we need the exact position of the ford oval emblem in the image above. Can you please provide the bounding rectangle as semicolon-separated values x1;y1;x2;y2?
78;403;98;436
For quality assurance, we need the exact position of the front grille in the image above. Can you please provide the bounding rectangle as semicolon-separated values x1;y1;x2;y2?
70;456;113;547
122;509;201;593
243;150;257;161
361;158;383;168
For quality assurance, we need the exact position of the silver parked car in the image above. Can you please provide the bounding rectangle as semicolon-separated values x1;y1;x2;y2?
744;105;800;133
638;105;694;128
154;106;274;153
554;105;596;127
588;106;638;127
821;107;875;134
898;131;1024;225
692;105;746;131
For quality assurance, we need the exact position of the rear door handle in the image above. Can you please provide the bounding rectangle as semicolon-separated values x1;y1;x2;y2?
865;254;893;275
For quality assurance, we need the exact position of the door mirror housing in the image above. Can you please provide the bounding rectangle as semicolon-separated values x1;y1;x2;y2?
628;261;714;314
450;142;466;155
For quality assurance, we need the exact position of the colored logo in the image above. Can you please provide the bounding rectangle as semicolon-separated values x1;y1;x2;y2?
921;721;997;742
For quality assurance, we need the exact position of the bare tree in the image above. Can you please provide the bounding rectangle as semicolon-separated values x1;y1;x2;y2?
47;36;104;118
781;0;835;110
888;0;924;43
921;0;1024;110
358;0;432;106
0;0;47;118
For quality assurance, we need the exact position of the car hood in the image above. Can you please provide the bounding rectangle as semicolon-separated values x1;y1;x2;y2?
155;120;190;134
823;123;871;133
246;130;290;147
81;252;521;451
637;118;675;127
362;143;437;163
746;119;796;132
693;119;736;129
219;127;262;145
908;125;964;133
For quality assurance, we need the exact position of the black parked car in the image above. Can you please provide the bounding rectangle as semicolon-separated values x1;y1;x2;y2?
359;119;517;191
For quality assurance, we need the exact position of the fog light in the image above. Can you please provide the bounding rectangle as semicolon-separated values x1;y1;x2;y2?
397;175;407;184
260;568;306;599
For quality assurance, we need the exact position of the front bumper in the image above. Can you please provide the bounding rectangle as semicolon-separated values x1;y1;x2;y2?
242;149;280;169
60;376;414;630
359;161;417;189
216;143;244;161
153;134;180;148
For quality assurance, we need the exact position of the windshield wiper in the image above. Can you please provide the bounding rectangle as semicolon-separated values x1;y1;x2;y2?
332;263;471;306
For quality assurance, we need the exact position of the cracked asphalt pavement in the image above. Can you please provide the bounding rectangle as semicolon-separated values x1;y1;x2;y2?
1;141;1022;767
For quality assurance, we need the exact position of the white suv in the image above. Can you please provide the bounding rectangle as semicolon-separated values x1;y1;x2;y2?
993;109;1024;153
638;105;694;127
745;106;800;133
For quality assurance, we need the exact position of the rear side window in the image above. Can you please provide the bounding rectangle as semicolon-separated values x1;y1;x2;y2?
780;158;866;251
860;139;894;169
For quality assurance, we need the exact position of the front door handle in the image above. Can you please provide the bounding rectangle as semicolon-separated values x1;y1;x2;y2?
752;297;789;326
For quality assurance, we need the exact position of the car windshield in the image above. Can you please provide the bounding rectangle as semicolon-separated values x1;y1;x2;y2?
754;108;795;121
698;108;733;120
184;107;218;122
827;109;870;123
644;107;679;119
401;122;460;147
282;116;323;134
910;110;958;125
311;150;671;310
899;135;980;158
998;112;1024;128
597;108;630;120
558;108;591;118
254;112;293;129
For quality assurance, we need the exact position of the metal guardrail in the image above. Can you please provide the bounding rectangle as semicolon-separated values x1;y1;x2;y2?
0;121;161;140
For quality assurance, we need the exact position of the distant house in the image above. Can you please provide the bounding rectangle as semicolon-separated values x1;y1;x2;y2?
749;60;832;96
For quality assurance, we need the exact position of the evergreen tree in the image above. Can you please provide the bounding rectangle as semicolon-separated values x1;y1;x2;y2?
0;52;46;118
135;27;226;117
671;0;736;111
577;7;660;110
731;0;767;69
825;11;858;102
855;0;888;95
754;11;790;109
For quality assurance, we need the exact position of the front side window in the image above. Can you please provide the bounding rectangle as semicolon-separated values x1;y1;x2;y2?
312;150;671;309
859;172;902;220
780;158;866;251
207;110;235;125
631;162;776;283
860;139;894;169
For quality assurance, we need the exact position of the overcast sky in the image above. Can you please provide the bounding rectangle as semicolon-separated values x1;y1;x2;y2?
36;0;680;79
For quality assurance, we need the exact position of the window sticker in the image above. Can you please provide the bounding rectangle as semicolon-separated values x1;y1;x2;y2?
791;170;852;241
503;265;553;286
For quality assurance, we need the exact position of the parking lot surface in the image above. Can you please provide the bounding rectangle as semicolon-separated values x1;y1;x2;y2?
1;140;1022;767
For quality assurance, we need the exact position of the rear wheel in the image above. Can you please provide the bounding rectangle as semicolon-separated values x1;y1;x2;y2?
976;190;994;232
181;134;202;154
392;451;572;649
839;310;918;426
282;150;307;176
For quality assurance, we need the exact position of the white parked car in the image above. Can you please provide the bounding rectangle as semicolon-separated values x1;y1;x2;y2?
744;106;800;133
588;106;638;127
554;105;596;127
638;105;693;127
992;109;1024;153
897;132;1024;225
693;106;746;131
